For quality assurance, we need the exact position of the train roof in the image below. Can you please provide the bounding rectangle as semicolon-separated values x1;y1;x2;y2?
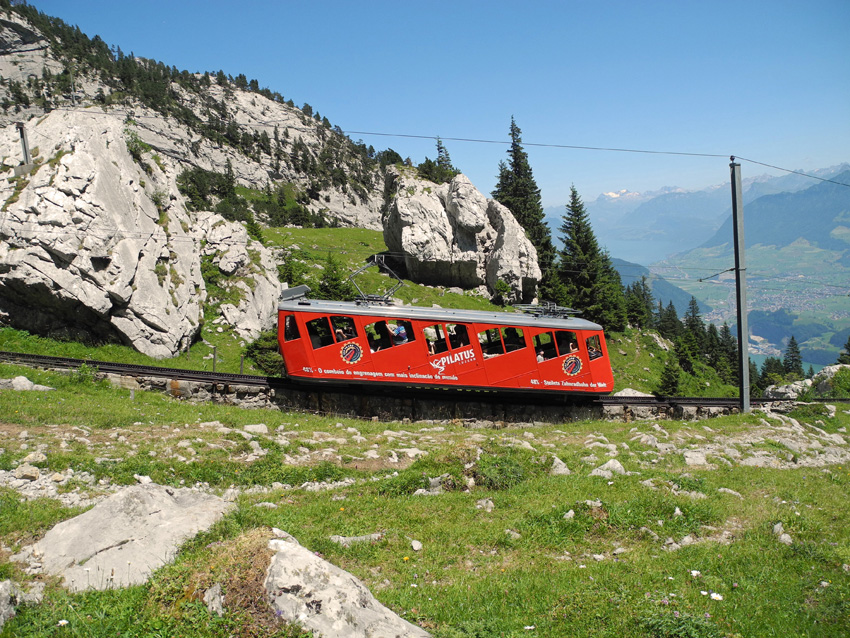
277;286;604;332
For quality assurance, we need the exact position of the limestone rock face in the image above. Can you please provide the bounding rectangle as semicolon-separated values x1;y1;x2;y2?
0;111;281;356
763;379;812;400
0;111;205;357
0;13;62;80
194;212;281;341
812;364;850;394
5;116;202;353
383;168;541;302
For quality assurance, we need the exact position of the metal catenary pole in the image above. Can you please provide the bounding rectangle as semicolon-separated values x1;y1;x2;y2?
730;158;750;412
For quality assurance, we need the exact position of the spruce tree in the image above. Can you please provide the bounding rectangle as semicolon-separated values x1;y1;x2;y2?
417;137;459;184
556;185;627;331
657;354;681;396
492;117;556;275
783;335;804;378
625;276;654;329
657;301;682;341
318;254;357;301
837;335;850;364
748;358;762;398
760;356;786;387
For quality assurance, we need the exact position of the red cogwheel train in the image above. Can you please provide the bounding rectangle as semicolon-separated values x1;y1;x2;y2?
277;284;614;396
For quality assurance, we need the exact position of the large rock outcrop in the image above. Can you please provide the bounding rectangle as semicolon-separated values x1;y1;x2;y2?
0;111;280;356
195;211;281;341
0;110;204;357
383;168;541;303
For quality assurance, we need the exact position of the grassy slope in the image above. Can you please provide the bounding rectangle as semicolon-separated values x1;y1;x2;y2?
1;364;848;637
2;225;739;396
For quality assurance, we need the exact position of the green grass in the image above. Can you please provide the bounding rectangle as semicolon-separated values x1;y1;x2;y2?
265;226;503;311
1;365;849;636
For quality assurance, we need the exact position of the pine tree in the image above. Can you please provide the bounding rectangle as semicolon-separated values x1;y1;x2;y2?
760;356;786;387
783;335;804;378
625;276;654;329
492;117;556;275
556;185;627;331
657;301;682;341
683;297;705;351
318;254;357;301
436;137;457;176
417;138;459;184
657;354;681;396
748;358;761;398
837;335;850;364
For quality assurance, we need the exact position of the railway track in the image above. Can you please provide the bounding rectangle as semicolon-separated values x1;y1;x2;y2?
0;350;832;422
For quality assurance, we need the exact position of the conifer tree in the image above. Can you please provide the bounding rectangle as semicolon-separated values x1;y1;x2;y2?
492;117;556;275
837;335;850;364
760;356;786;387
657;354;681;396
436;137;455;175
557;185;627;331
748;358;762;398
683;297;705;350
625;276;654;329
657;301;682;341
417;137;459;184
318;254;357;301
783;335;804;378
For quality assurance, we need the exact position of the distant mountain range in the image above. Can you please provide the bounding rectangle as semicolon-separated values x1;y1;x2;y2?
545;163;850;266
701;169;850;258
546;164;850;365
653;170;850;366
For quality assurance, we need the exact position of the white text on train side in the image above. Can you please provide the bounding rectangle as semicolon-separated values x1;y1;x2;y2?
430;348;476;374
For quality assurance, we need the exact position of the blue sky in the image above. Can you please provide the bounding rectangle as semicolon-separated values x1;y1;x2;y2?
32;0;850;207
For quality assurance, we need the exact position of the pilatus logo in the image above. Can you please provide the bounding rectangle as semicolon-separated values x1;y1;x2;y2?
430;348;475;374
562;355;582;376
340;342;363;364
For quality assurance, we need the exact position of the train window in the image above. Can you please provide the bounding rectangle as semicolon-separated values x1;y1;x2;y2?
365;321;394;352
477;328;505;357
330;316;358;343
533;332;557;361
306;317;334;349
283;315;300;341
424;324;449;355
501;327;527;352
586;334;603;360
390;320;415;345
447;324;471;349
555;331;579;356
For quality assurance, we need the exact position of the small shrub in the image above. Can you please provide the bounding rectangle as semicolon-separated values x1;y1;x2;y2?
475;453;525;490
69;362;98;385
377;469;429;496
244;330;284;376
640;609;724;638
432;618;507;638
